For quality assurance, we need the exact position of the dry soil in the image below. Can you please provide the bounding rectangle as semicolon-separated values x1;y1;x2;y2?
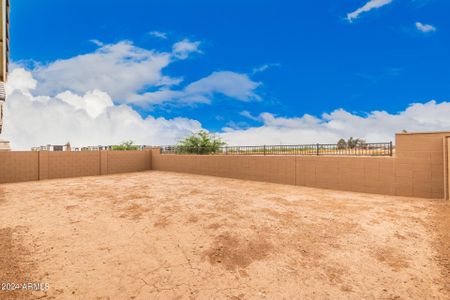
0;171;449;299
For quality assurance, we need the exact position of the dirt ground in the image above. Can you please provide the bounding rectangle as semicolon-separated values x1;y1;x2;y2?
0;171;449;299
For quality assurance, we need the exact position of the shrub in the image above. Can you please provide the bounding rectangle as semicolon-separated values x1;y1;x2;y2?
337;138;347;150
337;137;367;149
346;137;366;149
177;130;226;154
111;140;139;151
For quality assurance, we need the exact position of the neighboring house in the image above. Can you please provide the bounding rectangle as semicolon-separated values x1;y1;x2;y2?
0;0;9;151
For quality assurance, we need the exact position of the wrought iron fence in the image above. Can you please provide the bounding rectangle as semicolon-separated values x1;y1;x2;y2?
160;142;393;157
31;144;157;151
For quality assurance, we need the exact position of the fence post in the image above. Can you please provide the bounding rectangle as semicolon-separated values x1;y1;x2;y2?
316;143;320;156
264;145;266;156
389;141;393;156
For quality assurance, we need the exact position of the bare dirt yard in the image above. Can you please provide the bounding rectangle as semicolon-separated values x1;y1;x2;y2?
0;171;449;299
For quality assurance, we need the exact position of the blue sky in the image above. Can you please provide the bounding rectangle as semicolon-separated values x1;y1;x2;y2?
3;0;450;148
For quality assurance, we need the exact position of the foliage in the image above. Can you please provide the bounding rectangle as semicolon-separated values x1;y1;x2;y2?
177;130;226;154
337;137;367;149
111;140;139;151
337;138;347;150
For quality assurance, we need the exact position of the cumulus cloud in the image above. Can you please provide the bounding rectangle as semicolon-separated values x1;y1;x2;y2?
346;0;392;22
1;69;203;150
56;90;114;118
24;40;259;107
184;72;261;102
127;71;261;105
223;101;450;145
2;36;447;150
6;68;37;95
32;41;176;101
172;39;202;59
415;22;437;33
3;68;449;150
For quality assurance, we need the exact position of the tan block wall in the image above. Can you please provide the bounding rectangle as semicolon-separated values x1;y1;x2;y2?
100;151;108;175
152;154;297;185
106;151;151;174
445;137;450;200
47;152;100;179
38;151;49;180
0;132;448;200
295;156;396;195
0;150;152;183
0;151;39;183
152;131;450;199
152;152;394;196
394;132;449;199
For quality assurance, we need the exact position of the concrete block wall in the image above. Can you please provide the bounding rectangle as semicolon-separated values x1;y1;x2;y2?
152;154;297;185
444;137;450;200
0;150;152;184
152;131;450;199
0;131;449;199
106;151;151;174
394;132;449;199
46;152;100;179
0;151;39;183
295;156;396;195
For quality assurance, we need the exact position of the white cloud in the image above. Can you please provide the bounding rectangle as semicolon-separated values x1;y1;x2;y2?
149;31;168;39
3;36;447;150
32;41;177;101
415;22;437;33
2;68;449;150
6;68;37;95
172;39;202;59
21;40;259;107
240;110;260;121
252;63;281;75
346;0;393;22
56;90;114;118
221;101;450;145
90;39;104;47
1;69;203;150
184;72;261;102
127;71;261;105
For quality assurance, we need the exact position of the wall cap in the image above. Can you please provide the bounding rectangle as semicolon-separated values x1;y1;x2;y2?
396;131;450;136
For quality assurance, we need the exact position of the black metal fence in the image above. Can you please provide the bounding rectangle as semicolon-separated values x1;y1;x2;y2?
31;145;157;151
161;142;393;157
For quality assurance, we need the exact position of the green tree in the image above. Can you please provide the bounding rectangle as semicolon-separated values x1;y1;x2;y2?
112;140;139;151
337;138;347;150
177;130;226;154
346;137;366;149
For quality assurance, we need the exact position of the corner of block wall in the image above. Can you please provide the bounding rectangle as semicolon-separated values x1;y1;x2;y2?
38;151;49;180
445;136;450;200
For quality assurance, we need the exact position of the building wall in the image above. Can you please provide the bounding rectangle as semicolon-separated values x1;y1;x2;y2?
0;98;4;133
152;132;450;199
0;0;9;134
0;150;152;183
0;0;9;81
